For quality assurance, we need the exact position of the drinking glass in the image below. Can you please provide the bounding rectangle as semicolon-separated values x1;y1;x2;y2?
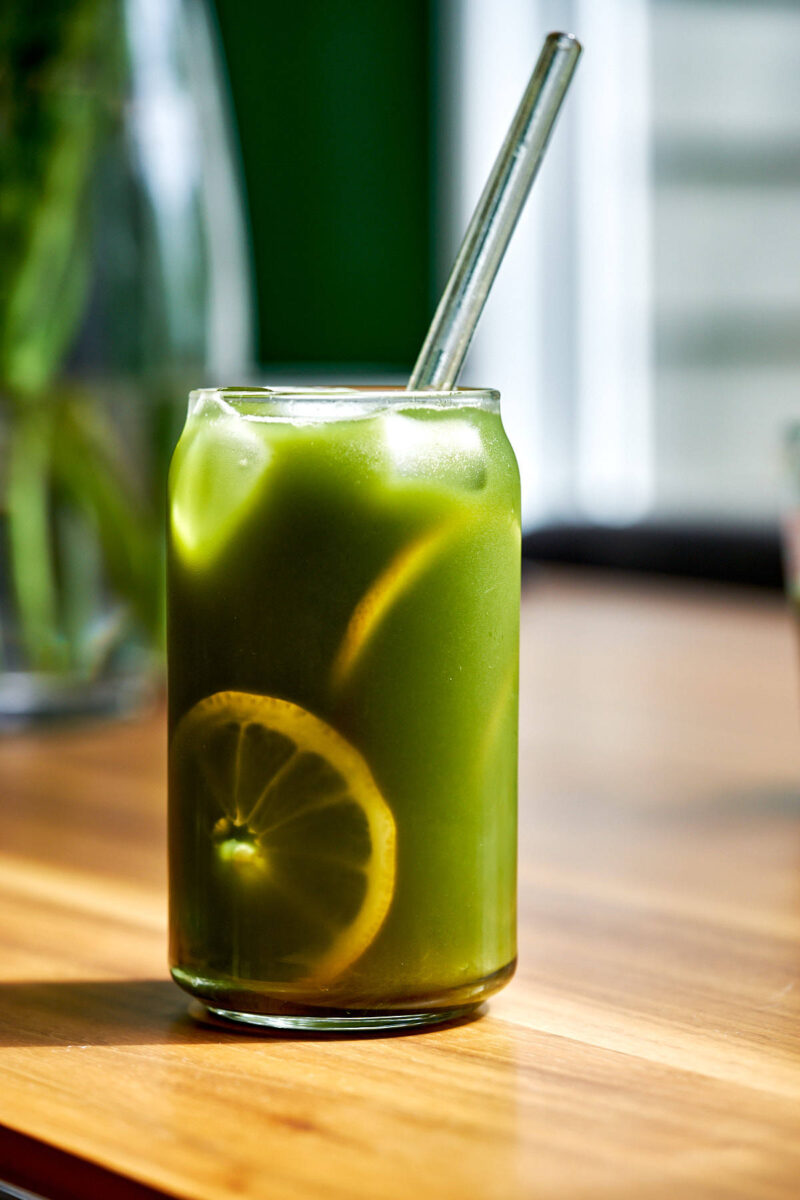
167;385;520;1030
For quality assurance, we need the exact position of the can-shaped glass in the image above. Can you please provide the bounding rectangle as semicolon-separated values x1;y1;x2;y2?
167;386;520;1030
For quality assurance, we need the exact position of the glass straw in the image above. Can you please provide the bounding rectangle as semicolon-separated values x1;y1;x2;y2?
408;32;582;392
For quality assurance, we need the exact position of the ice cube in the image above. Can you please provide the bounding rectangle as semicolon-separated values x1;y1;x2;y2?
383;411;487;490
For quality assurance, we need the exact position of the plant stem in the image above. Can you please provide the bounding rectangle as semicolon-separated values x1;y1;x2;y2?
6;404;66;671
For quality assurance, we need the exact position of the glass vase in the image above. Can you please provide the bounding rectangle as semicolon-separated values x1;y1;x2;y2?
0;0;254;727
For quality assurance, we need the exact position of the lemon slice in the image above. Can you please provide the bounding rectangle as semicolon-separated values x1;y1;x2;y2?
170;416;270;569
330;519;463;692
171;691;396;984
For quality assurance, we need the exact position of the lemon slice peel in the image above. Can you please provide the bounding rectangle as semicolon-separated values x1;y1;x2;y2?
330;517;465;692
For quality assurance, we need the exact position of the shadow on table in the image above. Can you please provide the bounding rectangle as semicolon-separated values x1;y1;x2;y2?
0;979;484;1047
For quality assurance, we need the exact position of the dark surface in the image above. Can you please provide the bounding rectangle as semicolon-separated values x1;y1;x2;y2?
0;1125;174;1200
212;0;434;368
524;521;785;590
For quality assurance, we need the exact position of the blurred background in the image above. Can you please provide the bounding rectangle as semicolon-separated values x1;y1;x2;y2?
216;0;798;578
2;0;798;721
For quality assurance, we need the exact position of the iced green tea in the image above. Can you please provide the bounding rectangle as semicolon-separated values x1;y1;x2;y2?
167;387;520;1029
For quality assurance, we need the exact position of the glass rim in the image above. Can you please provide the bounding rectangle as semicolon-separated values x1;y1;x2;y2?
189;384;500;407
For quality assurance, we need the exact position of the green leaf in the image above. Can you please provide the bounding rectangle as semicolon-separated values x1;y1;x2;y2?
1;116;94;394
5;404;67;671
0;0;121;396
54;497;102;676
52;399;163;649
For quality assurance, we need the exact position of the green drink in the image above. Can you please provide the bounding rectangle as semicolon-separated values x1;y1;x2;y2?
168;386;520;1030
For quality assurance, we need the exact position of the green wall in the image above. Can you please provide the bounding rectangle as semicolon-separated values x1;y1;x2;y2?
213;0;434;369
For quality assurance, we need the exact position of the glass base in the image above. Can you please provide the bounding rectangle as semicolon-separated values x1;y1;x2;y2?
0;666;158;731
200;1002;481;1033
173;958;515;1034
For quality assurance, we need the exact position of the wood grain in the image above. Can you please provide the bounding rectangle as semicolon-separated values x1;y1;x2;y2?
2;568;800;1200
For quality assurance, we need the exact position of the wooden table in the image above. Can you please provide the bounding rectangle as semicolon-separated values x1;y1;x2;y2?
2;569;800;1199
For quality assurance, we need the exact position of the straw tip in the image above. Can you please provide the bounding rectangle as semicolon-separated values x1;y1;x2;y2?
546;31;582;55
